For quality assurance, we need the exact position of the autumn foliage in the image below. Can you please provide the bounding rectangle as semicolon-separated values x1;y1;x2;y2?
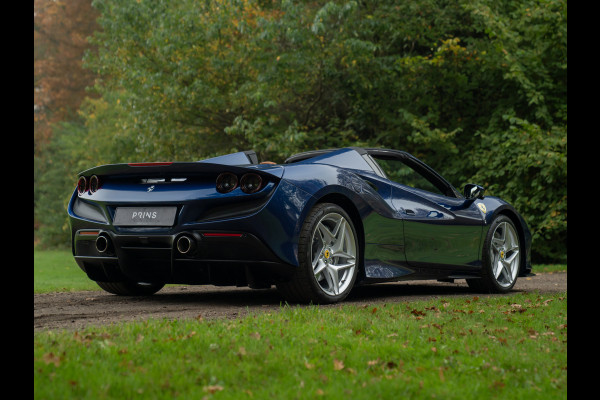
34;0;99;152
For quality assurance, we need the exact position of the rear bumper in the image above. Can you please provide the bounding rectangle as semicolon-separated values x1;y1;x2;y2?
68;179;316;285
73;229;295;286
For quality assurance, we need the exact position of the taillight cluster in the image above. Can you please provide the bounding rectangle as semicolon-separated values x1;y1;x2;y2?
77;175;101;195
216;172;263;194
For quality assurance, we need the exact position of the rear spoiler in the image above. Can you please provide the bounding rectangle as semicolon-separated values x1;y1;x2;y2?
77;151;283;179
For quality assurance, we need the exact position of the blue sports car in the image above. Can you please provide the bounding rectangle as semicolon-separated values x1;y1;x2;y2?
68;147;532;303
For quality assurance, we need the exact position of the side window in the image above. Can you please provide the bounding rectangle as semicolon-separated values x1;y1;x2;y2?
372;156;445;196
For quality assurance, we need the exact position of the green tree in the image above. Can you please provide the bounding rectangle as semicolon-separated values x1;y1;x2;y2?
37;0;566;262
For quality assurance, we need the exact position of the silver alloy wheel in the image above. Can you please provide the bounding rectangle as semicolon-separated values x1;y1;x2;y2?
310;212;357;296
490;221;520;288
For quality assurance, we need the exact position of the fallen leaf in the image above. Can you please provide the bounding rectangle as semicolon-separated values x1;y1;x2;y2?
41;352;61;367
490;381;505;390
333;359;345;370
186;331;197;339
203;385;224;394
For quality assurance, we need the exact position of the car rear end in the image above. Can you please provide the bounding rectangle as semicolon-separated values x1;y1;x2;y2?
67;160;304;288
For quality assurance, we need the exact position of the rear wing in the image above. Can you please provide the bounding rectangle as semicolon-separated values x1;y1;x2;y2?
76;151;271;179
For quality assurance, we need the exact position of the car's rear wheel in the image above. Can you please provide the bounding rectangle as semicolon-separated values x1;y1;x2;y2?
276;203;359;304
467;215;520;293
95;280;165;296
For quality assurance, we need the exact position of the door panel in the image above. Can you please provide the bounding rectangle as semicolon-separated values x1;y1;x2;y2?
391;185;483;268
356;173;411;279
365;149;484;271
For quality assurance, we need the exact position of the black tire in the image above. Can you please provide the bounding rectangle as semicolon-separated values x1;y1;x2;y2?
276;203;360;304
96;280;165;296
467;215;521;293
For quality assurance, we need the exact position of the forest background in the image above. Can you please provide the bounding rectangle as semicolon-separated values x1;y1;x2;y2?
33;0;566;263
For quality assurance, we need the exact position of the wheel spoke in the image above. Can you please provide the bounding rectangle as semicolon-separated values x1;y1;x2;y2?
331;261;355;271
330;221;347;254
494;258;503;279
501;260;513;284
506;251;520;281
331;216;344;238
491;237;504;251
313;259;327;276
317;222;335;245
496;222;506;242
325;267;340;295
506;229;519;252
505;250;519;264
333;249;354;258
312;244;323;268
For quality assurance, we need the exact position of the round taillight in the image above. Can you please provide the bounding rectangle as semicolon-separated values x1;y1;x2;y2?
216;172;238;193
240;173;263;194
77;176;87;195
90;175;100;193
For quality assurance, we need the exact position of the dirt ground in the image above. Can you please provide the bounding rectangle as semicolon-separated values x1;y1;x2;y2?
34;272;566;332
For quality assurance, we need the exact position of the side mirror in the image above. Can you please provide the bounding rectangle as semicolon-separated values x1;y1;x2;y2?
464;184;485;200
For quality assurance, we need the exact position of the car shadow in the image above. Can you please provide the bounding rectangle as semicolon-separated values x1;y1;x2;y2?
135;280;500;307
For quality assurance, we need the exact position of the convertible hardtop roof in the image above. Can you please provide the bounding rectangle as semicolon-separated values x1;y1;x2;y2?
284;147;461;198
283;147;409;164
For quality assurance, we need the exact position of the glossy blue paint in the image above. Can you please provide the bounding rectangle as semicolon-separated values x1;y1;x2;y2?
389;184;484;268
68;148;532;288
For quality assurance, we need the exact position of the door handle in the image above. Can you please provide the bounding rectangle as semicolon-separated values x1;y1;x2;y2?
405;209;415;216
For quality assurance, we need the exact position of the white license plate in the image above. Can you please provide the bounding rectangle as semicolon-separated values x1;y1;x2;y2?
113;207;177;226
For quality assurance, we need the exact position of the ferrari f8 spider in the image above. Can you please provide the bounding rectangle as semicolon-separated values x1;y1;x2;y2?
68;147;532;303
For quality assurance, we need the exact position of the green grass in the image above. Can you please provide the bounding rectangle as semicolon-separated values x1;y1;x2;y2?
33;249;567;294
34;249;100;293
34;292;567;399
532;264;567;273
34;250;567;398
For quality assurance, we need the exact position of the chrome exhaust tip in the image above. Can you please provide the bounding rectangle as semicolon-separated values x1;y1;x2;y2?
176;235;195;255
95;234;111;253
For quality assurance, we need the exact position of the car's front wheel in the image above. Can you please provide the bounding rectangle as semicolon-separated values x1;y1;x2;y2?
95;280;165;296
276;203;359;304
467;215;521;293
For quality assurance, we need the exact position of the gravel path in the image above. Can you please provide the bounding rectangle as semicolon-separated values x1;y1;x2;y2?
34;272;566;332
